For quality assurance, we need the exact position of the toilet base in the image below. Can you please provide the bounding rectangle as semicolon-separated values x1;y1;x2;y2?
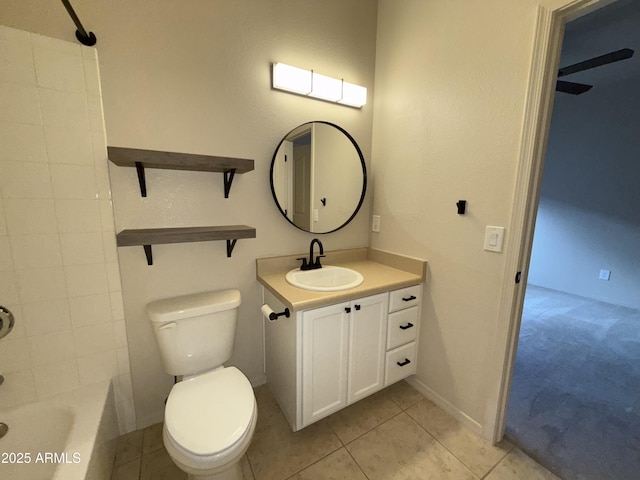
187;460;242;480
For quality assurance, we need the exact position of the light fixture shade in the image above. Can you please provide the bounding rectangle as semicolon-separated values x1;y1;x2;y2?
339;81;367;107
309;72;343;102
273;63;312;95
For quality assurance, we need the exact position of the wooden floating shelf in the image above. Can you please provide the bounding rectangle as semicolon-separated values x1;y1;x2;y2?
107;146;254;198
116;225;256;265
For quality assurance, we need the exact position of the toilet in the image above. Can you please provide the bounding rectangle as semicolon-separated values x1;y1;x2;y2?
146;289;257;480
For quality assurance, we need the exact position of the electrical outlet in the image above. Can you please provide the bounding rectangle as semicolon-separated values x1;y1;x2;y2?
599;269;611;281
372;215;381;232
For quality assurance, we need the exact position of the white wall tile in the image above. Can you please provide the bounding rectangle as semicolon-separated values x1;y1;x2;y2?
60;232;105;265
9;234;62;269
0;82;42;124
87;95;105;133
0;198;7;235
102;232;118;262
99;199;115;231
33;43;85;92
65;263;109;297
0;272;20;304
0;235;12;271
84;57;101;97
22;299;72;336
44;124;94;165
0;370;37;408
0;25;31;43
28;329;76;366
69;293;112;328
113;320;128;348
54;199;102;233
50;164;98;199
78;349;119;385
32;360;80;397
31;32;81;56
0;123;48;163
0;36;35;85
74;322;115;357
0;336;31;373
110;291;125;321
106;262;123;292
4;199;58;234
38;88;88;130
115;373;133;402
0;161;53;199
16;266;67;302
95;166;112;199
116;348;131;376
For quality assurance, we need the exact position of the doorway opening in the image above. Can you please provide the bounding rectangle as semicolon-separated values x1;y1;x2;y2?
503;1;640;478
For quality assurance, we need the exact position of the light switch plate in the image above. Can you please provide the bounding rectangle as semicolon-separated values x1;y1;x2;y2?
484;226;505;252
372;215;381;232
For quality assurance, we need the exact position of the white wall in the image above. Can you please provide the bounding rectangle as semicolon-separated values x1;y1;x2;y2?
1;0;378;429
528;74;640;309
0;25;134;432
371;0;544;429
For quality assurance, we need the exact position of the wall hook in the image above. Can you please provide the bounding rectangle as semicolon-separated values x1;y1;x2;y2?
456;200;466;215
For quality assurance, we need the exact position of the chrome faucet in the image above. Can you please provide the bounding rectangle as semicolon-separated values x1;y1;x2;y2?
297;238;325;270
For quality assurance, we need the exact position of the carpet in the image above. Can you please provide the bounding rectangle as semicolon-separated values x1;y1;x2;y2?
505;285;640;480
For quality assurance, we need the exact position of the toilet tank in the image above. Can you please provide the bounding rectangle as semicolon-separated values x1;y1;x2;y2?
146;289;241;377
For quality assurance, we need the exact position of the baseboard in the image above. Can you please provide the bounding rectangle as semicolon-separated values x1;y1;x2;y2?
406;376;484;437
250;372;267;387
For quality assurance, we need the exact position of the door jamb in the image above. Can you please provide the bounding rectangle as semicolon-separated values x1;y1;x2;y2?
484;0;614;443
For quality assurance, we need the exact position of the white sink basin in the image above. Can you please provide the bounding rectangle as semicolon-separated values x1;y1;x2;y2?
285;266;364;292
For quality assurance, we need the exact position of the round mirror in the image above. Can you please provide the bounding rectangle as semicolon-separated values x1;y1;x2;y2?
270;121;367;233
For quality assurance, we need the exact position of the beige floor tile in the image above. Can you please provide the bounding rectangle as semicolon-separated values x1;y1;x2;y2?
253;384;288;433
485;448;561;480
114;429;144;466
384;380;426;410
247;403;342;480
139;447;187;480
141;422;164;454
240;454;256;480
290;448;368;480
111;458;140;480
406;398;512;477
327;388;402;443
347;412;478;480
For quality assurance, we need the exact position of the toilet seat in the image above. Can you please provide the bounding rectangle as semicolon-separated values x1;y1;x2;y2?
164;366;256;467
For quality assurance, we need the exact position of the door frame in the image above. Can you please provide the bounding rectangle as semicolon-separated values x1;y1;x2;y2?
485;0;616;442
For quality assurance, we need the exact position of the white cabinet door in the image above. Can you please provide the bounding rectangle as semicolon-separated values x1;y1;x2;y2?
301;302;350;427
347;293;389;404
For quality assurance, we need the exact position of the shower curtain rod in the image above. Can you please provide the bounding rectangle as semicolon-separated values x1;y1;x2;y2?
60;0;96;46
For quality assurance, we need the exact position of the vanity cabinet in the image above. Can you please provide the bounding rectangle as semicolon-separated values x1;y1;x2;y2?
301;293;388;426
263;284;422;431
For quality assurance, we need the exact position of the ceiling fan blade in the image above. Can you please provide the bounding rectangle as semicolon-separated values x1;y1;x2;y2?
556;80;593;95
558;48;634;77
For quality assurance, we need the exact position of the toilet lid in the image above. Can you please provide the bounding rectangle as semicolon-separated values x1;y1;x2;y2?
165;367;255;456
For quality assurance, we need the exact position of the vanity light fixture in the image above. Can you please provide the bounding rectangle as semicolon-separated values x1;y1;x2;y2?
272;62;367;108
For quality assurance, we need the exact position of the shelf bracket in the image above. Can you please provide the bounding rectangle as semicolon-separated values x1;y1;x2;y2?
135;162;147;197
226;238;238;257
143;245;153;265
223;169;236;198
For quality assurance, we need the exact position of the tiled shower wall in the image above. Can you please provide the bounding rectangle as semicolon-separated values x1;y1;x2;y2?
0;25;135;432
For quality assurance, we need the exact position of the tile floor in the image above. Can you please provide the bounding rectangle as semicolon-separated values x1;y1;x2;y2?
111;381;561;480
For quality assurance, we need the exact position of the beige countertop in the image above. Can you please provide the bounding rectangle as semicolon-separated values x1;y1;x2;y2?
256;247;427;312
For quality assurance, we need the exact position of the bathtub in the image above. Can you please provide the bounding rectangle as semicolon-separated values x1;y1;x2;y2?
0;380;119;480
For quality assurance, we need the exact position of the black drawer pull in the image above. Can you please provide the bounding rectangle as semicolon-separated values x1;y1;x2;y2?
354;304;361;311
345;307;351;313
397;358;411;367
399;322;414;330
402;295;417;302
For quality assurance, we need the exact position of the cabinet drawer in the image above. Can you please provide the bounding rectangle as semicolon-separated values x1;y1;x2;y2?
384;342;417;386
389;285;421;312
387;306;418;349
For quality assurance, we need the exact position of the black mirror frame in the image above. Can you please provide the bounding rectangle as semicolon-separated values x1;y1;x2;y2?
270;121;367;234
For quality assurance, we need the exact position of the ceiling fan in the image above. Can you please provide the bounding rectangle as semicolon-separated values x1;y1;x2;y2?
556;48;635;95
